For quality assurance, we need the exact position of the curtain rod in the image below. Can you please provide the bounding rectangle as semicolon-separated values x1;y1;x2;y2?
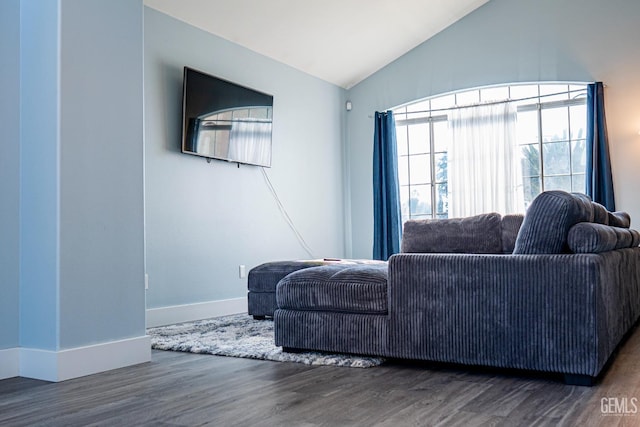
370;87;590;118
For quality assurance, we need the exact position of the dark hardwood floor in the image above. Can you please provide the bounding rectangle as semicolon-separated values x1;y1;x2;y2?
2;327;640;427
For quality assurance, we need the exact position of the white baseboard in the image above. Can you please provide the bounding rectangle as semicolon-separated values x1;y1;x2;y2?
19;335;151;382
146;297;247;328
0;348;20;380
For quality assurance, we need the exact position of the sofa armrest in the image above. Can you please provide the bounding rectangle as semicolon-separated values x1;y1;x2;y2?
387;249;640;376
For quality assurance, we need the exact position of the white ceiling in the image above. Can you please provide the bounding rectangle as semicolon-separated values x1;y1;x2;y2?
144;0;489;89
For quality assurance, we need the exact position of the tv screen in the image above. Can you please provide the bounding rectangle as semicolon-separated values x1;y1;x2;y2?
181;67;273;167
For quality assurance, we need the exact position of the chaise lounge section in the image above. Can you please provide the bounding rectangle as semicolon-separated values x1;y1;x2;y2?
248;259;386;319
274;191;640;384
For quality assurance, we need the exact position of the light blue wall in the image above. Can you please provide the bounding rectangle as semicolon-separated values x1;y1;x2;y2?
346;0;640;258
57;0;146;349
0;0;20;350
19;0;61;350
144;8;347;308
16;0;146;351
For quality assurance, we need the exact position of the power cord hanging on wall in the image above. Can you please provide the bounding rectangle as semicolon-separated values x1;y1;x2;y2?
260;168;315;258
261;167;316;259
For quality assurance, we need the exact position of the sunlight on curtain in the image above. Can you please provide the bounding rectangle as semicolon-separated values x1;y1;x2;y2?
228;120;272;166
448;102;524;217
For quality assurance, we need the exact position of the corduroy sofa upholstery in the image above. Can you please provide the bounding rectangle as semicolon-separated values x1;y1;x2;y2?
248;260;328;319
274;191;640;384
248;259;387;319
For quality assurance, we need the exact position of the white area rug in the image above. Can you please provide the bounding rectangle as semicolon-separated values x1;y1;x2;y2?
148;313;385;368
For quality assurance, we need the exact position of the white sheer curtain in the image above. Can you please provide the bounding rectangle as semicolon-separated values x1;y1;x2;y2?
448;102;524;217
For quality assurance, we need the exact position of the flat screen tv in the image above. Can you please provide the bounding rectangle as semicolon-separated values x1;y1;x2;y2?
181;67;273;167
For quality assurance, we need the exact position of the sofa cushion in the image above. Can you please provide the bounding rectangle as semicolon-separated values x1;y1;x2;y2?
401;213;503;254
609;211;631;228
568;223;640;253
501;214;524;254
248;259;387;292
513;191;593;254
567;223;616;253
592;202;609;224
248;260;325;292
276;264;388;314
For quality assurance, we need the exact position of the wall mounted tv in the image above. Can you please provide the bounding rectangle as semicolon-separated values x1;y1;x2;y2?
181;67;273;167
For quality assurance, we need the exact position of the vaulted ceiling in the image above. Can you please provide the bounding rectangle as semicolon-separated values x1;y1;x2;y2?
144;0;489;89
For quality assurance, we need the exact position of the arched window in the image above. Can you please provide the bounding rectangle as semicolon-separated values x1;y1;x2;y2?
393;83;587;222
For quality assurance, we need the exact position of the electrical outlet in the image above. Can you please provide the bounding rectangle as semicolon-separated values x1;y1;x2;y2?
239;265;246;279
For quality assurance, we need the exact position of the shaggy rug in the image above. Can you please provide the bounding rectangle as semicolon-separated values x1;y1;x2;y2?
148;313;385;368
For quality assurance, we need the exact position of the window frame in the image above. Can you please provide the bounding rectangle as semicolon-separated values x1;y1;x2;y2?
393;83;588;223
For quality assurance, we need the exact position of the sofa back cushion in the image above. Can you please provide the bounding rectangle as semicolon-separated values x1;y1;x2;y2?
568;223;640;253
513;191;593;254
592;202;609;224
401;213;503;254
609;211;631;228
501;214;524;254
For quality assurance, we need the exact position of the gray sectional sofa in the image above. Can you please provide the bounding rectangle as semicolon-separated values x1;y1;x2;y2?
274;191;640;384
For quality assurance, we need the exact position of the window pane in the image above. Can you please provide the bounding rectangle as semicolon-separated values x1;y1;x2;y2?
434;152;447;183
569;84;587;93
569;104;587;140
409;154;431;184
572;173;586;193
232;109;249;119
216;111;233;120
540;84;569;102
406;100;430;120
409;185;431;216
396;125;408;156
510;84;539;100
430;94;456;111
544;175;572;193
435;183;448;215
398;155;409;184
408;123;429;154
481;86;509;102
411;214;432;220
520;144;540;177
571;139;586;174
523;176;541;208
543;141;571;175
456;90;480;106
399;186;410;222
392;106;407;121
516;110;539;144
432;120;450;152
541;107;569;142
407;100;429;111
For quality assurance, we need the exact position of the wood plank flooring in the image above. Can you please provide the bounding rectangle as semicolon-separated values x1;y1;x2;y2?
2;326;640;426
